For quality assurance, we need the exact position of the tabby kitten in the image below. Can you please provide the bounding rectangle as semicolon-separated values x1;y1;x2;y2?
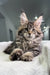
4;12;43;61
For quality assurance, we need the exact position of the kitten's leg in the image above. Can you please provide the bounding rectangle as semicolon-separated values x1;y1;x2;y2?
33;45;41;57
20;52;34;61
10;48;23;61
3;41;18;54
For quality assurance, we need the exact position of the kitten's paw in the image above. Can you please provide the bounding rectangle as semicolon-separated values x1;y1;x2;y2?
9;48;23;61
33;48;40;57
20;52;34;61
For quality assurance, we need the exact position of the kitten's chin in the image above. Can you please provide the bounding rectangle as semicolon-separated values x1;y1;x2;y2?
25;37;35;41
24;34;35;41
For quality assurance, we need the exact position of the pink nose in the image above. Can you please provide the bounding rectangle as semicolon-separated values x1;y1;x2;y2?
29;31;32;34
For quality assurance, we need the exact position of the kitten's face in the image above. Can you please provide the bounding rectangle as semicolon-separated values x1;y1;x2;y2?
18;22;38;41
18;12;43;41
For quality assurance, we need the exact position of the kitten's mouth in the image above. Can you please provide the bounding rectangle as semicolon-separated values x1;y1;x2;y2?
25;36;35;41
24;33;35;41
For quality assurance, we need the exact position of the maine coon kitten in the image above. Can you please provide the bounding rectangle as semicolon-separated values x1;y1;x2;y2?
4;12;43;61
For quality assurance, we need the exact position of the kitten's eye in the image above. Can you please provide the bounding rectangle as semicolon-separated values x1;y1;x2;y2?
30;25;32;27
25;28;28;31
33;29;35;31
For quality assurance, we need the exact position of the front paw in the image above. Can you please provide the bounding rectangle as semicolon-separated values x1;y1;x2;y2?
9;48;23;61
20;52;34;61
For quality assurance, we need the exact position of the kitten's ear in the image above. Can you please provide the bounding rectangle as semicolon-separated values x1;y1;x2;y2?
20;12;28;25
34;16;43;28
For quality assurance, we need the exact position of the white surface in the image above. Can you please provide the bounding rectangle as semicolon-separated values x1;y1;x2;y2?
0;41;49;75
41;41;50;70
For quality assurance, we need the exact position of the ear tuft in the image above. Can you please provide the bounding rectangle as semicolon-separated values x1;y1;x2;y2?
34;16;43;28
20;12;28;25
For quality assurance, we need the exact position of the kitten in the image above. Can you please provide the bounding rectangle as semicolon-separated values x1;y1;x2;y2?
4;12;43;61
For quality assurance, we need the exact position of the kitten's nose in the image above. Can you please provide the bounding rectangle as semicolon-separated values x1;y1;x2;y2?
29;31;32;35
29;33;31;35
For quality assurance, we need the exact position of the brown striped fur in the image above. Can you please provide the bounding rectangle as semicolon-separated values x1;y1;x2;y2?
4;12;43;61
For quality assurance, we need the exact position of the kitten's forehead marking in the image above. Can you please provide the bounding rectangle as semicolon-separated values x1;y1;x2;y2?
27;22;34;25
18;21;35;32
